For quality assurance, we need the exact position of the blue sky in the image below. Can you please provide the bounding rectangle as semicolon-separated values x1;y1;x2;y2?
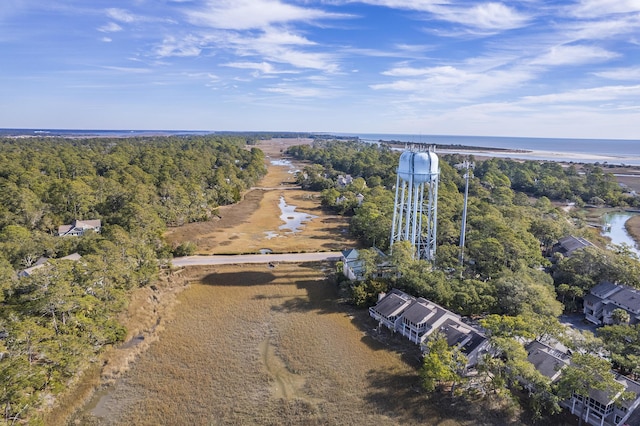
1;0;639;139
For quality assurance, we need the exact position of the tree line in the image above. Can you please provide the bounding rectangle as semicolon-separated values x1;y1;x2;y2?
0;135;266;424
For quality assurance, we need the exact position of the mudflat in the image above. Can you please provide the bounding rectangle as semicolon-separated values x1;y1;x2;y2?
164;138;357;254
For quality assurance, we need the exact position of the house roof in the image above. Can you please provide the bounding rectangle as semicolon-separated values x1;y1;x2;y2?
557;235;594;256
608;286;640;313
618;375;640;410
341;249;359;261
18;253;82;277
591;281;623;299
372;291;413;319
526;341;570;380
583;293;601;305
61;252;82;261
438;319;487;355
402;298;437;325
58;219;101;235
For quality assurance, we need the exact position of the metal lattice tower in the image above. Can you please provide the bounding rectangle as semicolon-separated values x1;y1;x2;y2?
390;145;440;261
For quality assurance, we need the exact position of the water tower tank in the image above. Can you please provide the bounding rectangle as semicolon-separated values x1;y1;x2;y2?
397;151;439;183
390;147;440;261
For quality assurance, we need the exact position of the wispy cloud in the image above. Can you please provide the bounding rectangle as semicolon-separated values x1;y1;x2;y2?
155;35;203;57
373;63;535;101
427;2;531;31
520;84;640;104
530;44;619;66
594;66;640;80
185;0;349;30
223;61;299;75
262;84;327;97
98;22;123;33
106;8;137;23
343;0;531;31
101;66;152;74
569;0;640;18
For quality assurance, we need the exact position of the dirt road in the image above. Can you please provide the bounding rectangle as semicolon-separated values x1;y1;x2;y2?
171;252;343;266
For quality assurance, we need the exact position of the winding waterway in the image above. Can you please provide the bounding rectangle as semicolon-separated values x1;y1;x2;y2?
602;211;640;256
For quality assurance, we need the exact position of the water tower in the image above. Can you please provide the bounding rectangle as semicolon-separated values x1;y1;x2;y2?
390;146;439;261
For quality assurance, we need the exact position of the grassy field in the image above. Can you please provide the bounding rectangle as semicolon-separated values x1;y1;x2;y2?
71;264;514;425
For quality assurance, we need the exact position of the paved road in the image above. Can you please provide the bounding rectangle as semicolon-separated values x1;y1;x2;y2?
171;252;343;267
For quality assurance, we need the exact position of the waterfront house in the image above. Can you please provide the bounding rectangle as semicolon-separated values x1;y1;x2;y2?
370;289;489;370
553;235;595;258
369;289;413;331
341;248;395;281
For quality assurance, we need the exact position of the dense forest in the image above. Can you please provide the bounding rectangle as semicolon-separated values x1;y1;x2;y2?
288;139;640;420
0;135;266;424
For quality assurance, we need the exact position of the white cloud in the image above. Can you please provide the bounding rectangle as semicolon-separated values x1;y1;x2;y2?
98;22;123;33
530;44;619;66
100;37;112;43
594;66;640;80
106;8;136;23
186;0;349;30
373;64;535;101
101;66;152;74
570;0;640;18
223;61;298;74
343;0;530;31
222;28;341;72
563;14;640;41
155;35;203;57
520;84;640;104
262;85;326;97
428;2;530;30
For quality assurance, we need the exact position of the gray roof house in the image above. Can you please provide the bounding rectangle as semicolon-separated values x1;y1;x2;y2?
58;219;101;237
370;289;489;370
584;281;640;325
524;339;640;426
18;253;83;278
554;235;595;257
563;373;640;426
525;340;571;382
369;289;413;331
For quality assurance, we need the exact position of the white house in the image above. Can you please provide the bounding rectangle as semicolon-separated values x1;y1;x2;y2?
58;219;101;237
341;248;395;281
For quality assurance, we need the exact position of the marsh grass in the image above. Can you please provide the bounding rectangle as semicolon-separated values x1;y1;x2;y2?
164;139;358;255
71;264;525;425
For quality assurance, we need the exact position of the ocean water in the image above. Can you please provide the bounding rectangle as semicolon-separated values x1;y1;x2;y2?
338;133;640;165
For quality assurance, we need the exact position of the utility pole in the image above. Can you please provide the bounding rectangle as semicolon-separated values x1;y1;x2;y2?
459;161;473;270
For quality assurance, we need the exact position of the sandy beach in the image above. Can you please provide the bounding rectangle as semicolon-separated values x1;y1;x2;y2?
437;148;640;166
